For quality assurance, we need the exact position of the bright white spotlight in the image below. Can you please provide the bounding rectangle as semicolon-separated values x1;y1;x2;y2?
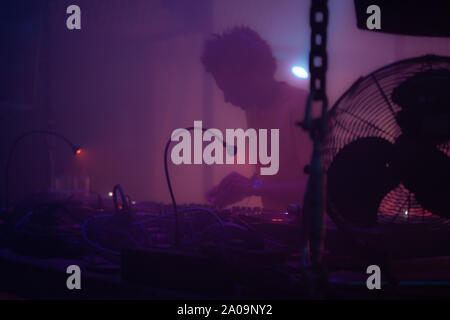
291;66;308;79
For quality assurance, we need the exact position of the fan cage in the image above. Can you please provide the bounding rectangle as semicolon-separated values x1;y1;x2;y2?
323;55;450;229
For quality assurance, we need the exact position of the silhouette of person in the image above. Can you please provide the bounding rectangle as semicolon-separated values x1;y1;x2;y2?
391;68;450;145
201;27;312;211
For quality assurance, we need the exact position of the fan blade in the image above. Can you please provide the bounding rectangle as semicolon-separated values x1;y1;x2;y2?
393;136;450;219
327;137;399;226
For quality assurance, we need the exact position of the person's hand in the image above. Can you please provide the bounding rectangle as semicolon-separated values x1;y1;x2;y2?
206;172;254;208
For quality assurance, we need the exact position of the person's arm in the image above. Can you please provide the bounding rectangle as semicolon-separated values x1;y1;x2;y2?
251;177;308;204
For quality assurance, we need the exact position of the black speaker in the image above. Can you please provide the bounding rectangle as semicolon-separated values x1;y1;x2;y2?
354;0;450;37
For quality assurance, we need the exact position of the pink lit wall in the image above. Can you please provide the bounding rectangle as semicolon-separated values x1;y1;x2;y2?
6;0;449;206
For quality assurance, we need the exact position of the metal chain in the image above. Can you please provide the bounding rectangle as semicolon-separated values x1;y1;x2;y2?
299;0;329;272
309;0;329;102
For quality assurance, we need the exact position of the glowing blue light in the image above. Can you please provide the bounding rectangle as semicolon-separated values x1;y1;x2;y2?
291;66;309;79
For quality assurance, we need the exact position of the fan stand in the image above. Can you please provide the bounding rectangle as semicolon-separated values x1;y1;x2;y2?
325;203;399;286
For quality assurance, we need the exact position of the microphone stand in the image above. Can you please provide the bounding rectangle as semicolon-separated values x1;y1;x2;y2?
164;126;236;249
3;130;80;214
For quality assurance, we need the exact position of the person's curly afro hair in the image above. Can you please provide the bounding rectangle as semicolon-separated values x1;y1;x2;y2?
201;26;276;78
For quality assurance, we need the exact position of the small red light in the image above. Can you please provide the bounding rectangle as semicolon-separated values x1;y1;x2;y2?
76;148;82;155
271;218;283;222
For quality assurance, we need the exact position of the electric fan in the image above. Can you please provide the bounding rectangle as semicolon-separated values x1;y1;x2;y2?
323;55;450;258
